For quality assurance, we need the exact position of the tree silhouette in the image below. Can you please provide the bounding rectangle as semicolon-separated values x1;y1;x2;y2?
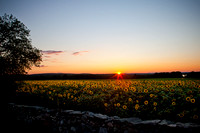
0;14;42;76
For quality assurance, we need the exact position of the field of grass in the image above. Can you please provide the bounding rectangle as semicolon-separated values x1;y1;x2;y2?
16;78;200;123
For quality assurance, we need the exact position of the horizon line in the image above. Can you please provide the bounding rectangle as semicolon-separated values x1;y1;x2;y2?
28;71;199;75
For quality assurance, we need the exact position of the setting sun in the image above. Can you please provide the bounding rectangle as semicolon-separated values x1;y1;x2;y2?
117;72;121;75
115;71;123;80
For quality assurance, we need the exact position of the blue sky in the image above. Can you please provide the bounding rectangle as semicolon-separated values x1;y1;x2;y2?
1;0;200;73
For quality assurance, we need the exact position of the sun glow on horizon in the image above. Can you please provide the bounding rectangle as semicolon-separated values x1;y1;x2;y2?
114;71;123;80
117;71;121;75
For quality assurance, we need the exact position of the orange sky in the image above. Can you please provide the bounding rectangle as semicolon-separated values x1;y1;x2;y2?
28;51;200;74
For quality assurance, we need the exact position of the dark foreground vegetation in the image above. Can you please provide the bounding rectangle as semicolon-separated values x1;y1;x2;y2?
5;71;200;133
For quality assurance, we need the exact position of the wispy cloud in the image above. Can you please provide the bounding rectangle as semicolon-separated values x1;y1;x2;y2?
72;51;89;56
42;50;64;55
39;65;47;67
42;50;65;63
44;55;51;58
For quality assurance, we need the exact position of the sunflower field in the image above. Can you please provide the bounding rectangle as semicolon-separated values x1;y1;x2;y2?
16;79;200;123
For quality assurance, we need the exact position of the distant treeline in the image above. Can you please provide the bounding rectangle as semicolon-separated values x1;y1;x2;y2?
20;71;200;80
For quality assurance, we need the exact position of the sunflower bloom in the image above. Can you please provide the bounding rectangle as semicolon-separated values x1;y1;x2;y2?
178;113;184;118
172;99;176;102
144;89;148;93
104;103;108;107
89;91;93;95
124;88;128;92
58;94;63;97
117;103;120;107
135;104;139;110
83;87;87;91
144;100;148;105
172;102;176;106
170;89;175;92
128;98;132;102
74;97;77;101
123;105;127;110
153;102;157;106
186;97;190;102
191;98;195;103
132;88;136;92
193;115;198;119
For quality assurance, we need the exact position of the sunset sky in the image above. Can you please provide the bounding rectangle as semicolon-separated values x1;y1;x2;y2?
1;0;200;74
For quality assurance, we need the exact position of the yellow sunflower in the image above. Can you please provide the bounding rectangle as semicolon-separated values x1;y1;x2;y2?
172;102;176;106
153;102;157;106
144;100;148;105
104;103;108;107
124;88;128;92
193;115;198;119
144;89;148;93
132;88;136;92
191;98;195;103
135;104;139;110
178;113;184;118
186;97;190;102
128;98;132;102
150;94;154;98
123;105;127;110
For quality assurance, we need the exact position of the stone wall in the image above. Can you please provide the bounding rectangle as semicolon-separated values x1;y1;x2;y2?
8;103;200;133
